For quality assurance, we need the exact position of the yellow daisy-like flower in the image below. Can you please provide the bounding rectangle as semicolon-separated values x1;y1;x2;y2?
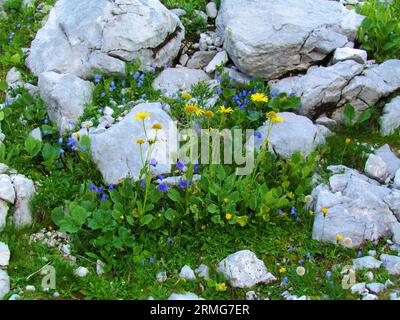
120;215;125;221
218;106;234;114
322;207;329;216
75;132;81;140
152;123;162;130
336;234;343;242
279;267;287;274
251;92;269;103
226;213;232;221
134;111;151;121
309;210;314;216
215;283;228;292
136;139;145;145
184;104;204;116
345;138;351;145
267;111;284;123
223;198;229;203
204;110;215;118
181;92;192;100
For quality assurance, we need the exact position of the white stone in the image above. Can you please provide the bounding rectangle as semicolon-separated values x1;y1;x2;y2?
216;0;364;80
8;294;21;300
187;51;217;69
103;107;114;117
38;72;94;133
96;260;105;275
333;47;367;64
156;271;167;282
0;242;10;267
217;250;276;288
168;293;204;300
153;67;210;97
6;67;22;85
195;264;210;280
312;166;400;247
364;154;388;181
11;174;35;228
204;51;228;73
27;0;184;78
368;250;377;257
350;282;366;295
206;2;218;19
90;102;178;185
29;127;42;142
0;164;9;175
365;271;374;281
353;256;382;270
366;283;385;294
25;285;35;291
395;169;400;190
254;112;331;159
380;254;400;275
381;97;400;136
0;200;8;231
74;266;89;277
0;174;15;204
374;144;400;178
362;293;379;300
0;270;10;300
179;265;196;280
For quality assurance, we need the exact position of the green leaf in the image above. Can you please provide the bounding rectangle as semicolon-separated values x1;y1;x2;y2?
0;111;4;122
0;81;7;92
235;215;249;227
10;53;21;65
344;104;356;127
140;214;154;226
51;207;65;226
167;188;181;202
24;136;42;157
164;208;177;221
207;203;219;214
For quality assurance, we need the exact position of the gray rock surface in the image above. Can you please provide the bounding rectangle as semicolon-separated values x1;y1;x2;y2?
11;174;36;228
352;256;382;270
217;250;276;288
380;97;400;136
333;47;367;64
168;293;204;300
0;242;10;267
0;270;10;300
216;0;364;80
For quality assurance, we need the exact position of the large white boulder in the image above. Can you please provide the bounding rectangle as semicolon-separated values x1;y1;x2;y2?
11;174;36;228
0;270;10;300
90;102;178;185
254;112;331;158
38;72;94;133
217;250;276;288
312;166;400;247
0;242;10;267
27;0;184;78
0;174;15;204
380;97;400;136
0;200;8;231
216;0;364;80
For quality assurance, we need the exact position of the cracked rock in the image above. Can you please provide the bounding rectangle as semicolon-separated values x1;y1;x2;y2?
216;0;364;80
380;97;400;137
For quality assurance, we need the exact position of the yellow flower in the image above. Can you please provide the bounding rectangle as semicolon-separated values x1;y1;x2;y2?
322;207;329;216
136;139;145;145
267;111;284;123
345;138;351;145
152;123;162;130
120;215;125;221
251;93;269;103
134;111;151;121
309;210;314;216
216;283;228;292
223;198;229;203
75;132;81;140
286;192;294;200
279;267;287;273
184;104;204;116
181;92;192;100
336;234;343;242
218;106;234;114
204;110;215;118
226;213;232;221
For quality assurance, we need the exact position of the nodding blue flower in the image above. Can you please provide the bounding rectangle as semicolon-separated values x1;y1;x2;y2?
329;281;334;286
176;160;185;170
151;64;157;73
141;93;146;99
140;74;145;80
163;63;169;69
149;158;158;167
167;237;174;245
215;72;221;78
140;179;146;187
101;92;106;97
179;181;187;189
193;163;199;173
157;175;165;181
291;206;297;215
44;118;48;124
121;80;125;87
176;97;181;102
16;23;21;29
289;92;296;97
96;186;104;194
121;98;126;104
288;246;294;251
326;271;332;279
254;131;262;139
282;277;289;284
27;16;31;21
108;184;114;190
101;194;107;201
357;251;363;257
94;74;101;83
149;257;155;264
133;71;140;79
110;81;115;87
270;92;279;98
306;252;311;259
27;24;31;29
89;184;96;191
277;209;283;215
157;184;169;192
161;103;167;109
109;87;114;92
59;148;65;155
296;217;301;222
298;259;304;265
188;180;193;186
